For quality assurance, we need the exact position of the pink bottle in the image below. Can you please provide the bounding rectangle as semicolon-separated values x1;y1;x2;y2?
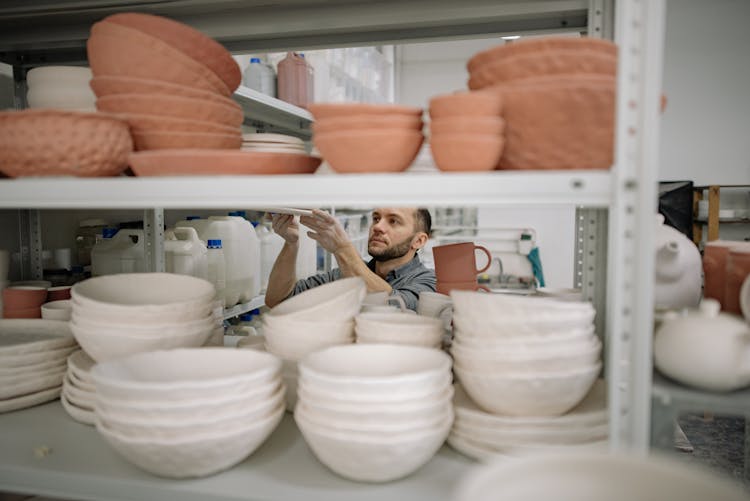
277;52;312;108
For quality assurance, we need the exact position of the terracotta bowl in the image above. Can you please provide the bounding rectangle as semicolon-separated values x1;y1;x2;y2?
308;103;423;120
429;92;503;118
469;50;617;90
132;131;242;150
102;13;240;93
430;117;505;136
89;76;235;106
430;134;504;172
2;286;48;310
495;74;615;170
87;21;230;96
120;113;240;135
3;306;42;319
47;286;72;302
96;94;243;127
313;129;423;173
0;109;132;177
467;37;617;74
313;115;423;134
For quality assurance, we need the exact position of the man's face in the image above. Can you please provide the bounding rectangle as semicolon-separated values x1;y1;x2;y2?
368;208;421;262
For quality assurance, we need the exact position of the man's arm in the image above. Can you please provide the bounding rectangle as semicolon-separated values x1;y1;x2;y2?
264;214;300;308
334;244;391;293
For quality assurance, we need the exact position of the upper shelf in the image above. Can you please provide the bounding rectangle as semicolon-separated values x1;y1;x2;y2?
0;170;612;209
0;0;588;65
233;86;313;137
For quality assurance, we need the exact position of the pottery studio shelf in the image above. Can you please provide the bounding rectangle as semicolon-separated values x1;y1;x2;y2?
233;86;313;137
0;402;475;501
0;170;612;209
223;295;266;320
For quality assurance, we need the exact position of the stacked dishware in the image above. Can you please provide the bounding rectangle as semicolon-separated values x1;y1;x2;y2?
295;344;454;482
241;133;308;154
448;290;603;460
87;12;243;150
262;277;366;410
0;320;78;413
26;66;96;111
308;103;424;173
91;348;285;478
417;291;454;348
69;273;216;362
61;349;97;425
354;311;444;348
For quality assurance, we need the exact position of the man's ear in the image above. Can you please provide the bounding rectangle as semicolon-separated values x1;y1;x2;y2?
411;232;429;251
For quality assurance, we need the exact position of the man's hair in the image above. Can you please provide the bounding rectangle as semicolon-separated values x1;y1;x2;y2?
415;208;432;237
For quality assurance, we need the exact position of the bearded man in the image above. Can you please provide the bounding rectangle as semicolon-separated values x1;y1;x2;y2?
264;207;436;311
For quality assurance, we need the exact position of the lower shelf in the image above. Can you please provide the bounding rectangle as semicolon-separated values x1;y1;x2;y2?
0;402;475;501
651;372;750;416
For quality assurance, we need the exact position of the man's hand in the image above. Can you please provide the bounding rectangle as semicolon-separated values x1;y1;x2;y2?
299;209;351;254
270;213;299;245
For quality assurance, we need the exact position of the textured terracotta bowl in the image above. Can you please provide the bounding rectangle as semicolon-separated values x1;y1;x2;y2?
102;13;240;93
87;21;230;96
496;74;615;170
3;306;42;319
469;49;617;90
431;134;504;172
429;92;503;118
430;117;505;136
121;113;240;135
314;129;423;173
467;37;617;74
313;114;423;134
89;76;235;105
132;131;241;150
2;286;48;310
96;93;242;127
0;109;132;177
308;103;423;120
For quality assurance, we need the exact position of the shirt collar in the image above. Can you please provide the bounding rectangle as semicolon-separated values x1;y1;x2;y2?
366;255;422;279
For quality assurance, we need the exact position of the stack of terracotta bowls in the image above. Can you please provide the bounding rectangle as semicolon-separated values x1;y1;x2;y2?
295;344;454;482
354;312;444;348
428;91;505;171
87;13;243;150
91;348;284;478
467;36;617;170
262;277;366;410
61;349;97;425
309;103;424;173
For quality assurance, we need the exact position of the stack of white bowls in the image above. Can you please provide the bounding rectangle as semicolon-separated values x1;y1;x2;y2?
70;273;217;362
26;66;97;111
91;348;285;478
241;133;308;154
61;349;97;425
295;344;454;482
262;277;366;410
355;311;444;348
0;320;78;413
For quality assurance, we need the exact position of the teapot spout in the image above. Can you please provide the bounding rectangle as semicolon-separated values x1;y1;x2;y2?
655;241;681;281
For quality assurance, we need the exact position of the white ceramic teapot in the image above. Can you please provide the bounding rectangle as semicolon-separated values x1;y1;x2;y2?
654;214;702;310
654;299;750;392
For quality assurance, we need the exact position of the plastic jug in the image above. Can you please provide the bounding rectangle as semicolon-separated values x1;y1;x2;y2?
243;57;276;97
75;218;108;267
206;239;227;306
164;227;208;280
175;216;210;238
91;228;146;276
277;52;310;108
256;221;284;292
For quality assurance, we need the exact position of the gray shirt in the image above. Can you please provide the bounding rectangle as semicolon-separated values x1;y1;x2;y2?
290;255;436;311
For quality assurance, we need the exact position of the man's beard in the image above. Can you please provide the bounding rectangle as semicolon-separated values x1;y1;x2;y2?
369;234;414;262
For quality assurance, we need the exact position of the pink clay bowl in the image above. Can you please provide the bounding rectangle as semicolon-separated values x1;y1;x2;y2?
430;116;505;136
314;129;423;173
308;103;423;120
96;94;243;127
429;92;503;118
120;113;240;135
313;114;423;134
90;76;234;105
132;131;241;151
430;134;504;172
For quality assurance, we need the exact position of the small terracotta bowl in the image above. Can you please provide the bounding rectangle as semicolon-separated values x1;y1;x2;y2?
3;306;43;319
121;113;240;135
132;131;242;151
47;286;72;302
90;76;234;105
314;129;424;173
308;103;423;120
96;94;243;127
2;286;48;310
430;134;504;172
313;114;423;134
430;116;505;136
429;91;503;118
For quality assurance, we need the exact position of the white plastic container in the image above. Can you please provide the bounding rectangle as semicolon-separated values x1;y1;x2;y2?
91;228;146;276
256;221;284;292
164;227;208;280
175;216;210;238
243;57;276;97
206;239;227;307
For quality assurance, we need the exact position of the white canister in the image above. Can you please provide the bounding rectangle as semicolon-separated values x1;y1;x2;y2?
164;227;208;280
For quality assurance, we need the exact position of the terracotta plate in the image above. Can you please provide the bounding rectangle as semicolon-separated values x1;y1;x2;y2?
128;149;322;176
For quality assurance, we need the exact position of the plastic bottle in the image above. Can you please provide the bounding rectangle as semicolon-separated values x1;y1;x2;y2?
299;53;314;107
243;57;276;97
277;52;310;108
256;220;284;292
206;239;227;306
164;227;208;280
175;216;209;238
90;227;119;276
75;218;108;267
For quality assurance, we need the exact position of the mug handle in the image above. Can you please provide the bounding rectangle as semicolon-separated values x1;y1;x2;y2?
387;294;407;312
474;245;492;274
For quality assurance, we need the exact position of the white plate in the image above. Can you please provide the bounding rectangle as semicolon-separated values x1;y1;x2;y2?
0;365;67;386
0;385;61;413
66;367;95;392
453;418;609;447
0;320;76;356
251;207;315;217
62;376;94;410
67;349;95;376
241;133;305;146
60;393;95;425
241;146;308;154
0;345;78;368
0;358;66;377
447;431;512;463
0;370;65;400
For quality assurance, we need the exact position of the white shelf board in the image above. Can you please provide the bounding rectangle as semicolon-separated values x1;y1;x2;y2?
0;402;475;501
0;170;613;209
233;86;313;135
223;295;265;320
651;372;750;416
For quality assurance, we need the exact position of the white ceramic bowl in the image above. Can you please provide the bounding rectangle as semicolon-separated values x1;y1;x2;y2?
262;314;354;340
453;312;594;337
67;349;95;382
71;273;215;322
265;333;353;362
96;404;284;478
27;85;96;110
91;348;281;400
40;300;73;321
454;326;594;349
26;66;93;88
299;344;452;400
451;290;594;317
296;410;452;482
62;374;95;408
267;277;366;320
454;362;601;417
453;417;609;447
355;312;444;347
71;311;215;337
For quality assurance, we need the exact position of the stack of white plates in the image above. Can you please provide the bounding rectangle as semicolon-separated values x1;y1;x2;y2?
70;273;216;362
448;381;608;461
263;277;366;410
0;320;77;413
295;344;454;482
91;348;285;478
354;311;444;348
241;133;308;154
61;349;97;425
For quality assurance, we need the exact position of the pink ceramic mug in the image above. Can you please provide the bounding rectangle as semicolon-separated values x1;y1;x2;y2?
436;280;490;296
432;242;492;283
